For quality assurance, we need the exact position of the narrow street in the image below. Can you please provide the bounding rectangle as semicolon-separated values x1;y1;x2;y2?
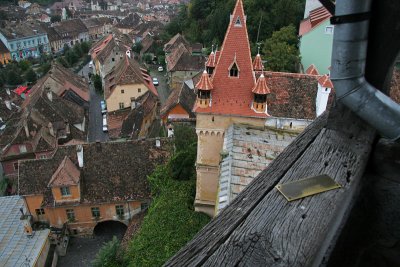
149;65;170;105
80;63;109;143
57;221;127;267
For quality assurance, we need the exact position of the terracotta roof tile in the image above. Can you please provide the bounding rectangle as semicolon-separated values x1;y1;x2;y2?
252;74;270;95
305;64;320;75
318;74;334;88
104;55;158;99
18;139;171;205
252;54;264;71
299;6;331;36
195;0;265;118
161;83;196;118
47;156;80;187
206;51;216;68
263;71;320;119
195;70;213;91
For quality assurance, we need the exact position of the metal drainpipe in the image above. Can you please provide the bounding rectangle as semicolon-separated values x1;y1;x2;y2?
331;0;400;140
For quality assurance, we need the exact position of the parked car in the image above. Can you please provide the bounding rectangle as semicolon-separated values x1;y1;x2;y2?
158;66;164;72
102;114;108;132
152;77;159;86
100;100;107;114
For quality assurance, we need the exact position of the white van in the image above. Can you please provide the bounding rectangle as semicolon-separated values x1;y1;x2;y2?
102;115;108;132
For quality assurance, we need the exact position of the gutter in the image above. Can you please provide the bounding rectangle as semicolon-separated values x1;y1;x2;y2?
330;0;400;140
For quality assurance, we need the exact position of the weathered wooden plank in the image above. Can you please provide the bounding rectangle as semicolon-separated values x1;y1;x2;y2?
163;112;328;266
202;123;375;266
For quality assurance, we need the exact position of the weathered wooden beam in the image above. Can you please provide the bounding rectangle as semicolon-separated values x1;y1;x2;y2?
164;106;376;266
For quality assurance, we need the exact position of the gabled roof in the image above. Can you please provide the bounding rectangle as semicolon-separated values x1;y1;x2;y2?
18;139;171;205
164;33;189;53
48;156;80;187
161;82;196;118
306;64;320;75
116;13;142;29
299;6;331;36
195;0;264;118
44;63;90;103
166;43;206;72
318;74;334;88
53;19;88;36
104;55;158;99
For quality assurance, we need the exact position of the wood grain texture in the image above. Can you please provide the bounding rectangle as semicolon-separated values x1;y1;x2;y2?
164;108;376;267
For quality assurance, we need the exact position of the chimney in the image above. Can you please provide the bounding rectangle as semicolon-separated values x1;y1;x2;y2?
5;100;11;110
23;220;33;236
48;122;54;136
126;50;131;58
46;89;53;102
96;140;101;151
77;144;84;168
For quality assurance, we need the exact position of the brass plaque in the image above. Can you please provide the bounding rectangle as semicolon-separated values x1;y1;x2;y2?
276;174;341;201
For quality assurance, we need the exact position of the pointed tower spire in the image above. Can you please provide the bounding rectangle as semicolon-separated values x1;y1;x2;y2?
206;50;216;75
253;51;264;72
252;73;270;113
194;0;264;117
196;70;214;108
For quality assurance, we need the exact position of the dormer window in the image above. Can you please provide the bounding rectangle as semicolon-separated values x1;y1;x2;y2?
234;16;241;26
229;63;239;77
60;186;71;196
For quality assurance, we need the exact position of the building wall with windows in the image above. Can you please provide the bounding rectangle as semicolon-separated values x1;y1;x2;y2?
24;194;145;235
299;19;333;74
106;83;149;113
0;33;50;61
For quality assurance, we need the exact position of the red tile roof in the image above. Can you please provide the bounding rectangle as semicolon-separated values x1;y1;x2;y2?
305;64;320;75
206;51;217;68
195;0;266;118
263;71;320;120
252;54;264;71
47;156;80;187
195;70;213;91
104;55;158;99
252;73;270;95
299;6;331;36
318;74;334;88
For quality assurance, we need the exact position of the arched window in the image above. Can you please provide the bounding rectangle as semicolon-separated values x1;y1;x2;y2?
230;63;239;77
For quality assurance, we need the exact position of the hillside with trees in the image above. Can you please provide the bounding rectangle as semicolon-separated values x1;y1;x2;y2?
166;0;305;48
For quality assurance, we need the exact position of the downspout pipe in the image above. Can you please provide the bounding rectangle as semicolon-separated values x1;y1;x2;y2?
330;0;400;140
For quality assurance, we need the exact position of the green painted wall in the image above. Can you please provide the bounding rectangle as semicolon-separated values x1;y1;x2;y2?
299;20;333;74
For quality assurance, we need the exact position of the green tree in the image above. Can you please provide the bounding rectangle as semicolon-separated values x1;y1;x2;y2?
73;43;83;57
80;42;91;54
65;50;79;66
142;53;153;64
50;15;61;23
132;42;143;54
25;68;37;83
263;24;300;72
7;69;24;85
92;74;102;92
92;236;124;267
18;60;31;72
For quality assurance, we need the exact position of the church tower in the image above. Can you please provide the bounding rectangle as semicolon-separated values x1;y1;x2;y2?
194;0;267;216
